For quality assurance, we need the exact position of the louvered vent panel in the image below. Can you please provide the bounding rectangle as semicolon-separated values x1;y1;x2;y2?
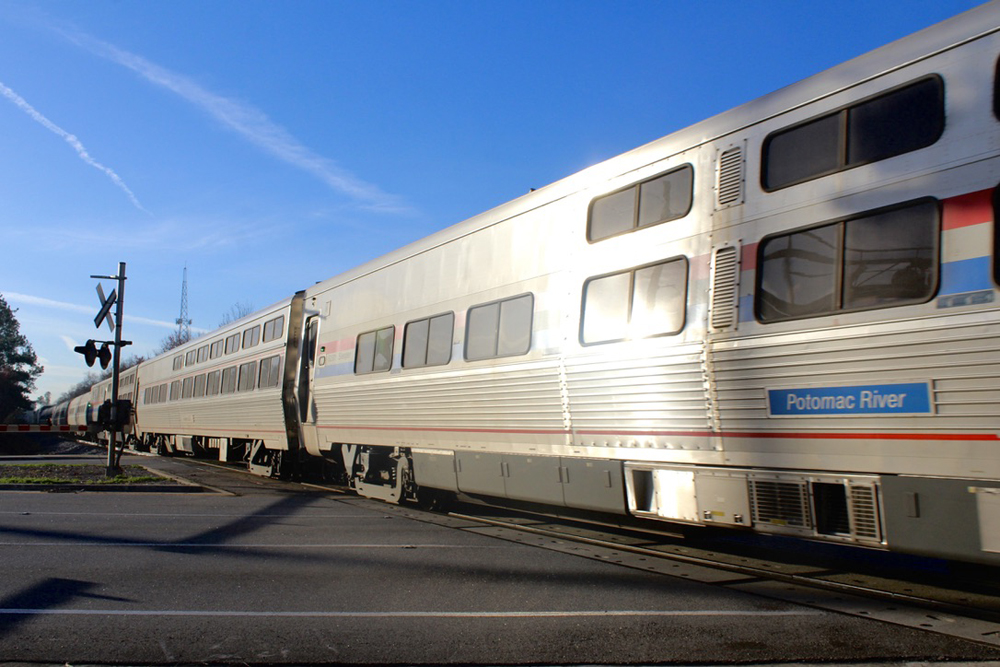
749;479;811;528
710;246;739;330
717;146;744;208
849;486;881;541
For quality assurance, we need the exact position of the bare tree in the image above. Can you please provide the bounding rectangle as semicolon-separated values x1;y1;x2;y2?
55;370;105;404
54;353;147;404
219;301;255;327
157;329;191;355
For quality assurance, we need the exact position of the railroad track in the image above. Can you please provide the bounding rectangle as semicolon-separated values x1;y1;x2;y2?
153;453;1000;648
377;500;1000;650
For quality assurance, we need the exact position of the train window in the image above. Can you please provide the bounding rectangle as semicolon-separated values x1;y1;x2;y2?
757;198;938;321
206;370;221;396
995;57;1000;120
237;361;258;392
197;345;208;364
243;325;261;349
181;377;194;399
258;355;282;388
225;333;240;355
995;188;1000;286
581;258;688;345
210;340;222;359
848;79;943;164
262;316;285;343
158;384;167;403
185;350;196;367
403;312;454;368
589;188;634;240
762;77;944;190
588;165;693;242
194;374;207;398
465;294;534;361
172;355;183;371
355;326;395;374
764;115;840;190
221;367;237;394
169;380;181;401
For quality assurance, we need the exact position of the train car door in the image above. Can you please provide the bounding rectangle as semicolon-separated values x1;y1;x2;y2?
297;315;320;453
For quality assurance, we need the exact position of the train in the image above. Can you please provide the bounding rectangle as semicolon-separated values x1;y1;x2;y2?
54;4;1000;565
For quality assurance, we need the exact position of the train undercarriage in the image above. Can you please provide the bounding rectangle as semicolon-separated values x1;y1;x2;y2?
85;427;1000;566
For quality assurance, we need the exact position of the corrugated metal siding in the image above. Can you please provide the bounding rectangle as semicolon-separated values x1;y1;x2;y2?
314;362;565;440
711;316;1000;432
564;345;709;433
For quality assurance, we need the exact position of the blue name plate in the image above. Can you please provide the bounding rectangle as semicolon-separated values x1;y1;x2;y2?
768;382;932;417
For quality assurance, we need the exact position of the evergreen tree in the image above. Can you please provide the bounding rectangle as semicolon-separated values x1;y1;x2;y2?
0;295;44;422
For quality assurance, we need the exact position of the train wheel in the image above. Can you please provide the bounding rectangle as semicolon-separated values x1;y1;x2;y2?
416;488;454;513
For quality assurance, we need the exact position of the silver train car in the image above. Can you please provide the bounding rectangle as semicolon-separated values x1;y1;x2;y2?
86;4;1000;564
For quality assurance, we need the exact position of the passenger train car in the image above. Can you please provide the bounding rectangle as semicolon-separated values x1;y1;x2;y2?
58;4;1000;565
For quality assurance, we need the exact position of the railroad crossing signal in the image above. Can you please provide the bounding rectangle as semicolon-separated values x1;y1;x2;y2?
74;339;112;369
85;262;131;477
95;284;116;332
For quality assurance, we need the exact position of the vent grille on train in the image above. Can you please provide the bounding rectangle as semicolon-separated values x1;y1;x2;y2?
849;485;881;541
710;245;740;330
749;479;811;528
716;146;744;208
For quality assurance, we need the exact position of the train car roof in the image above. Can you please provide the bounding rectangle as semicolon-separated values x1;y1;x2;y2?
306;2;999;296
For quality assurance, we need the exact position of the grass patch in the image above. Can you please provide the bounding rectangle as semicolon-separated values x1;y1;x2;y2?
0;463;171;485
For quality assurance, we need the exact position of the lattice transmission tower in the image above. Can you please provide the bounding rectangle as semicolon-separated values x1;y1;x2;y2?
175;264;192;343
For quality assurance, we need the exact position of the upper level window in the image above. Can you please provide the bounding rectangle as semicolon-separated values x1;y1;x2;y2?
225;333;240;355
243;325;260;349
756;199;938;322
465;294;533;361
355;326;395;374
762;77;944;191
210;340;222;359
588;165;693;242
196;345;208;364
185;350;196;367
403;312;454;368
581;258;688;345
172;355;183;371
262;316;285;344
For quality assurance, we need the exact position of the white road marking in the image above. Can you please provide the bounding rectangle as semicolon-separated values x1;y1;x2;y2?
0;511;372;518
0;542;511;548
0;608;822;618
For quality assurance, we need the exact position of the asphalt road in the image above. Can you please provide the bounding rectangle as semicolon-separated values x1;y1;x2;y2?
1;451;999;665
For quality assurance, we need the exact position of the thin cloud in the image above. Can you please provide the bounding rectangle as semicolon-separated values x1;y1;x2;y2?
62;29;411;214
5;292;209;333
0;80;149;213
16;216;282;253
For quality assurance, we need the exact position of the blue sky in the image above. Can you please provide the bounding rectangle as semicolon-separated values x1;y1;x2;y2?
0;0;985;402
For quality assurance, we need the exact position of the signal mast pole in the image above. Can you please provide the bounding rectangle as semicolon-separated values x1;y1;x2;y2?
90;263;128;477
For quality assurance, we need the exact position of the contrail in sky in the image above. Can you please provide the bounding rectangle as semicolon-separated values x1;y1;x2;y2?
0;80;149;213
62;30;410;214
5;292;209;333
